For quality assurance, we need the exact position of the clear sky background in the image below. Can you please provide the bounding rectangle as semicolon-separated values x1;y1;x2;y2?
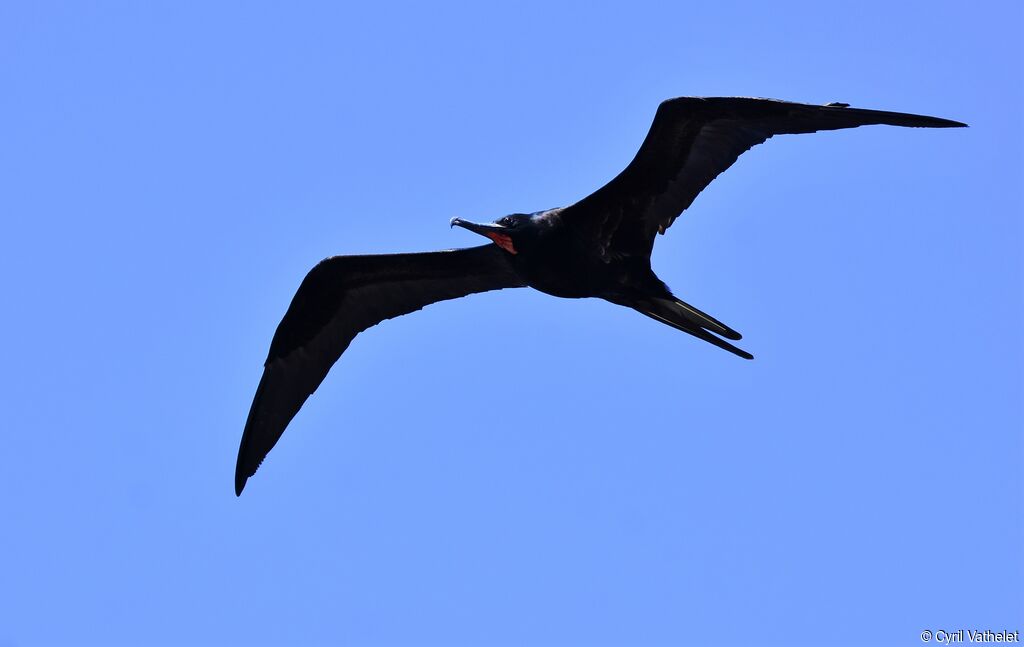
1;2;1020;646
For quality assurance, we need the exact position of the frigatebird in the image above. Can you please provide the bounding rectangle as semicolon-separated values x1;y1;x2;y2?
235;96;965;495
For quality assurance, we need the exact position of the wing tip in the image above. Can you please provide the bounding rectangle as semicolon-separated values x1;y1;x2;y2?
235;437;251;496
911;116;969;129
823;101;968;129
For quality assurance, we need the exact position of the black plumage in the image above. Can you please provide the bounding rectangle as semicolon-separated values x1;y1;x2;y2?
235;96;965;495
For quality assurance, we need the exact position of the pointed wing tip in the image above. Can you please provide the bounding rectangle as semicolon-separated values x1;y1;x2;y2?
235;443;259;496
235;449;264;496
824;102;968;129
235;467;249;496
928;117;968;128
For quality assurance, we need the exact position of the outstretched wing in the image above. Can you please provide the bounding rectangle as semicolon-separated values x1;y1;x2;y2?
235;244;525;495
560;97;966;260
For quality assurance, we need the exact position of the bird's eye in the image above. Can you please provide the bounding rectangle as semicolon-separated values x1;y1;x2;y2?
500;217;517;227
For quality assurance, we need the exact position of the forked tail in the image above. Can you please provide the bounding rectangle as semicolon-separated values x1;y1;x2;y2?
632;296;753;359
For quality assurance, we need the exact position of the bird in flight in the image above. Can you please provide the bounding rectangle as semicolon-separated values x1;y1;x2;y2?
235;96;965;495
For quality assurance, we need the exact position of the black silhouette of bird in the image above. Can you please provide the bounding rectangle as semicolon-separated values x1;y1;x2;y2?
235;96;965;495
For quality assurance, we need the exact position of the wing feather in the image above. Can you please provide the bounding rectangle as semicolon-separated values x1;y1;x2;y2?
235;244;524;495
561;97;966;259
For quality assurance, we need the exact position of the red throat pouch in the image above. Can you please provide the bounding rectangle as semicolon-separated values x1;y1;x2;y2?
486;232;517;255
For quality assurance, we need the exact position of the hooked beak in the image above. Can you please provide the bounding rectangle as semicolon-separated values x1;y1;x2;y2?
450;218;517;254
449;217;504;234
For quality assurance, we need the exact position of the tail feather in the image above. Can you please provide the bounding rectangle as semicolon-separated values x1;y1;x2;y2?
633;296;753;359
669;297;742;340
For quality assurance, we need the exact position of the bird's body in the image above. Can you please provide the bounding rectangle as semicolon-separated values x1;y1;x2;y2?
235;96;966;495
491;209;616;299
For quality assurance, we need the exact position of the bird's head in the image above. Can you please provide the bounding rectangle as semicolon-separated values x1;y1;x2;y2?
450;212;551;255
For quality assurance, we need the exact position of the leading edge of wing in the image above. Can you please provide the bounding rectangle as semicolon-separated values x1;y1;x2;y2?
674;96;968;130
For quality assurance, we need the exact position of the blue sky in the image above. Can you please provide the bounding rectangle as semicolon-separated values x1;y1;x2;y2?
1;2;1020;645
